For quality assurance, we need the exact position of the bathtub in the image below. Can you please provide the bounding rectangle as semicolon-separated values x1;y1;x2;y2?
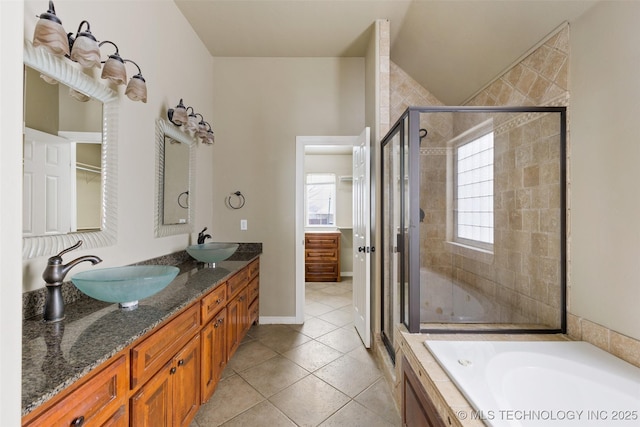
424;340;640;426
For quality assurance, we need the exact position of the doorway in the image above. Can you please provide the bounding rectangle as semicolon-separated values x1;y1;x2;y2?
295;129;371;347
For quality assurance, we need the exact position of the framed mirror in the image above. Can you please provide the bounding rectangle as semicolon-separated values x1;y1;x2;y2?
23;40;118;260
155;119;196;237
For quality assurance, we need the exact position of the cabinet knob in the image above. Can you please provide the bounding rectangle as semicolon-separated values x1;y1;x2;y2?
71;416;85;426
216;298;222;304
170;367;177;374
177;359;185;366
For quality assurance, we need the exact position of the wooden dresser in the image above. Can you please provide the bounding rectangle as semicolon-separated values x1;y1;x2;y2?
305;232;341;282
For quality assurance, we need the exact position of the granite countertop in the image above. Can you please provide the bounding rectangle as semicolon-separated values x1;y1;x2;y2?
21;249;261;417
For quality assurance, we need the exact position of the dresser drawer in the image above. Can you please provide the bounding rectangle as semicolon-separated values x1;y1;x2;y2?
24;355;127;427
305;248;338;262
201;284;227;324
305;234;340;249
131;304;200;388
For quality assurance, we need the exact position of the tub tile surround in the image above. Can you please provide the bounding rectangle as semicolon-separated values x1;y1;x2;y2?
21;244;261;415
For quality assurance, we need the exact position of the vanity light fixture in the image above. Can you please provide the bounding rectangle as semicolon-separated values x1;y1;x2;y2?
32;0;148;103
32;1;69;56
167;99;215;144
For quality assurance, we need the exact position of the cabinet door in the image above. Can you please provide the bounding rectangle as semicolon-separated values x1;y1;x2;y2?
226;293;241;361
173;334;201;427
402;358;446;427
201;308;227;403
101;405;128;427
131;360;173;427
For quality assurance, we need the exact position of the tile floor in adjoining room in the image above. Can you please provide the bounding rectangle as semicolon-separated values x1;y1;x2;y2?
191;278;401;426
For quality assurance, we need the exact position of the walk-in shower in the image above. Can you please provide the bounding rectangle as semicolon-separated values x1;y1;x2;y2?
381;107;566;359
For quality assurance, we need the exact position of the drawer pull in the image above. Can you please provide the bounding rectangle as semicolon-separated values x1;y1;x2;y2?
177;359;185;366
170;367;177;375
71;416;85;426
216;298;222;304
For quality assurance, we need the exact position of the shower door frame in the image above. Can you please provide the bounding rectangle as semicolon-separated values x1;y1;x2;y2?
380;106;567;347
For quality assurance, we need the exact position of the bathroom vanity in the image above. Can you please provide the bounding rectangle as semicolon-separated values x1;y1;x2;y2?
21;250;260;427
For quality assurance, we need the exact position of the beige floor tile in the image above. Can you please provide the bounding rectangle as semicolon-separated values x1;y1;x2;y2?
194;374;265;426
227;340;278;373
317;285;351;296
318;308;353;327
319;294;352;309
355;378;402;426
314;355;382;397
306;301;336;316
306;282;331;291
346;344;379;365
290;317;339;338
221;400;297;427
270;375;350;426
258;327;313;353
239;355;310;397
247;324;295;341
315;327;362;353
319;400;396;427
283;340;343;372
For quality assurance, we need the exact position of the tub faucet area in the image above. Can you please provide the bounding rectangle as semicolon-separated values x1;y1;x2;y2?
42;240;102;322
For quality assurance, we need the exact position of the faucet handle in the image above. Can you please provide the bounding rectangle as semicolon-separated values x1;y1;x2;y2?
56;240;83;258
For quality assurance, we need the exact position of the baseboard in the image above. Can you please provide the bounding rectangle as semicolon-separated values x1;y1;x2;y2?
341;272;353;277
258;316;301;325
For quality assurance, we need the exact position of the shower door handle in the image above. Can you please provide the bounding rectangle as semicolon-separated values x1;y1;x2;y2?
358;246;375;253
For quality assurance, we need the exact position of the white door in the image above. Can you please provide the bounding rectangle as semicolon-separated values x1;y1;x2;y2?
23;127;72;236
353;127;371;347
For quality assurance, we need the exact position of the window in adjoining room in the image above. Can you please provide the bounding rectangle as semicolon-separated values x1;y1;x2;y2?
305;173;336;226
455;131;494;247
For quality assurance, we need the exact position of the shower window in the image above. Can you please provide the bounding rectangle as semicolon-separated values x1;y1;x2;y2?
381;106;566;345
305;173;336;226
454;129;494;248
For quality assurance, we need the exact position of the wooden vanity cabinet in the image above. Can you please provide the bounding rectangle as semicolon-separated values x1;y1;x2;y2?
201;307;227;403
131;334;201;427
402;357;446;427
22;355;128;427
305;232;341;282
22;257;260;427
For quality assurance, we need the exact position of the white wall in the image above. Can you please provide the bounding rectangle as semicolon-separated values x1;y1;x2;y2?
1;1;25;424
569;1;640;340
21;0;215;291
210;57;365;318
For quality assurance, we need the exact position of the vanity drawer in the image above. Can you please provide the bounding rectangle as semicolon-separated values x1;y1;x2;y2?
201;284;227;324
305;234;340;249
305;248;338;262
248;276;259;304
131;303;200;388
227;269;248;299
23;355;127;427
248;258;260;281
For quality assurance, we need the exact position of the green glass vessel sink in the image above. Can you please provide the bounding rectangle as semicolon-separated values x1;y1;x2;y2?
71;265;179;309
186;242;239;266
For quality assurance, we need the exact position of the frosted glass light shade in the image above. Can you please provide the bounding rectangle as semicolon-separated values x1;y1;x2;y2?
33;17;70;56
125;74;147;103
70;34;101;68
69;88;90;102
101;55;127;85
184;114;199;133
203;130;215;145
172;105;188;125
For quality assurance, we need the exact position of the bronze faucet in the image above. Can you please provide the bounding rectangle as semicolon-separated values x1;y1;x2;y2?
42;240;102;322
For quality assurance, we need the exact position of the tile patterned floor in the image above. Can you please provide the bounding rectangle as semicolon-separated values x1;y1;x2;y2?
191;278;401;427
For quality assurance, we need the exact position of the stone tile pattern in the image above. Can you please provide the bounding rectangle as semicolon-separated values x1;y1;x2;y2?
192;279;401;427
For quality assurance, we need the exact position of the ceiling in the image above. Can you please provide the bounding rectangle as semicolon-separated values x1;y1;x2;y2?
175;0;598;105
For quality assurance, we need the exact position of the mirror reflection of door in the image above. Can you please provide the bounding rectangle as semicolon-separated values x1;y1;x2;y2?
23;66;103;237
163;136;190;225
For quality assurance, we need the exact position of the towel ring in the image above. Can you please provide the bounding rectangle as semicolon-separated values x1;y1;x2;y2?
226;191;245;210
178;191;189;209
